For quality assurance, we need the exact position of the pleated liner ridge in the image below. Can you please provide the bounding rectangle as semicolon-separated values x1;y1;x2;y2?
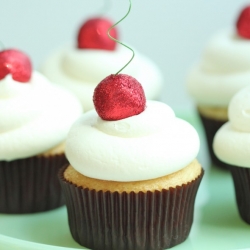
0;154;67;214
230;166;250;224
59;166;204;250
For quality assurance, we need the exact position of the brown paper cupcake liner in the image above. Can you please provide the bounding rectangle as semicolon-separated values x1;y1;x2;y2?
0;154;67;214
59;166;204;250
229;166;250;224
198;111;228;170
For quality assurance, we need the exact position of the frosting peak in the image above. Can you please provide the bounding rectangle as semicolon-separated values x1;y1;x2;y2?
94;101;175;138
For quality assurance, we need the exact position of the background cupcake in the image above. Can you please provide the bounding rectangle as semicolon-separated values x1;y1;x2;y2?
59;74;203;250
186;5;250;169
0;48;82;213
213;85;250;224
40;16;164;111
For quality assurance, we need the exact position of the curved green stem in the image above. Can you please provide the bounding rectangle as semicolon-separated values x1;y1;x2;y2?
107;0;134;75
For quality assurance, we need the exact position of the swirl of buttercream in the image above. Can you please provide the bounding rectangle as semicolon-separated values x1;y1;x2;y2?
94;101;175;137
66;101;200;182
0;71;82;161
187;29;250;107
40;44;163;111
213;86;250;167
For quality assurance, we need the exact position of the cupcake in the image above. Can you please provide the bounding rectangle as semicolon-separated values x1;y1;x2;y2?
213;85;250;224
186;5;250;169
0;48;82;213
59;74;203;250
40;17;164;111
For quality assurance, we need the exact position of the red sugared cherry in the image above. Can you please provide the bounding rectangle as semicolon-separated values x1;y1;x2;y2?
93;74;146;121
0;49;32;83
236;6;250;39
77;17;118;51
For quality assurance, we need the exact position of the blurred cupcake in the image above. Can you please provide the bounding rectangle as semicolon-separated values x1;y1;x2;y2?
213;85;250;224
59;74;203;250
187;5;250;169
0;48;82;213
40;17;164;111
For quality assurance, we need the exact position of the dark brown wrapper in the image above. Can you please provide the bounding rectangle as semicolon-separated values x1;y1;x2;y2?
59;167;204;250
229;166;250;224
0;154;67;214
198;111;228;170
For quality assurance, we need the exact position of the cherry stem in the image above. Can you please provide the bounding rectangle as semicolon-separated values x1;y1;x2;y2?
107;0;134;75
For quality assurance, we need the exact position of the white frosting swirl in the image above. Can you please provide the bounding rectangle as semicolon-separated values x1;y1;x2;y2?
66;101;200;181
0;72;82;161
40;45;163;111
213;86;250;167
187;29;250;106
